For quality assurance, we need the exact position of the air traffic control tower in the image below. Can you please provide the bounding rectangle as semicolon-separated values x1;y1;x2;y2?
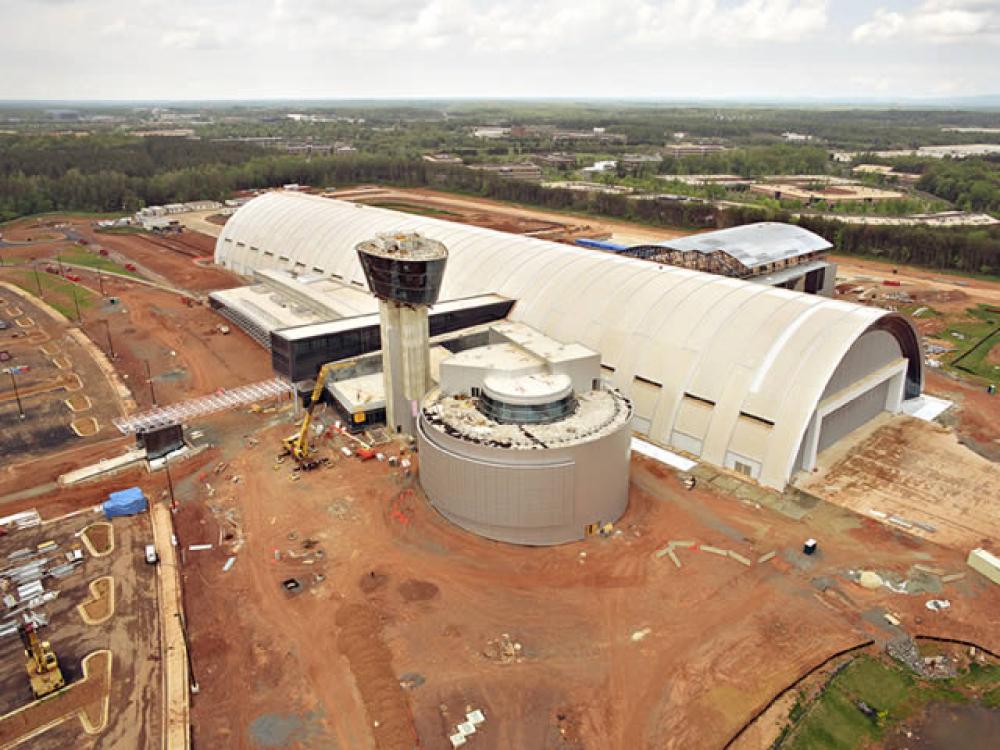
356;232;448;435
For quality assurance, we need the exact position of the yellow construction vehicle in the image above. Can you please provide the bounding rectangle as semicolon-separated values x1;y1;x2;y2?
19;623;65;699
281;359;356;465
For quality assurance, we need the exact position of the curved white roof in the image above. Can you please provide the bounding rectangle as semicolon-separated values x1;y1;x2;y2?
639;221;832;267
216;191;922;488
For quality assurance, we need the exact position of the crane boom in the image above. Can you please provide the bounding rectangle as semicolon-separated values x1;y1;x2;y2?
283;359;357;462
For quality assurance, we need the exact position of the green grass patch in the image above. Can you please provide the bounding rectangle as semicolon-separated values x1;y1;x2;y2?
781;656;1000;750
57;247;141;278
939;305;1000;381
0;210;127;228
3;269;98;320
95;225;149;235
364;200;461;219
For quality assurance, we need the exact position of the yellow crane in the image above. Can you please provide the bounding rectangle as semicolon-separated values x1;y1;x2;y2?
281;359;357;464
19;623;65;699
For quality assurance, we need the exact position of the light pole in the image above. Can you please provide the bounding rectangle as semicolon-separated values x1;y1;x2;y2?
5;367;26;420
145;359;157;407
165;460;177;512
71;284;82;323
31;261;43;298
102;319;115;359
97;270;106;297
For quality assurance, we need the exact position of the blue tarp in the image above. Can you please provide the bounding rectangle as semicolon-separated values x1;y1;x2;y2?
102;487;148;518
574;238;628;252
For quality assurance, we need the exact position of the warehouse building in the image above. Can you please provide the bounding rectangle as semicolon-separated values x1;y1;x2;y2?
215;191;924;490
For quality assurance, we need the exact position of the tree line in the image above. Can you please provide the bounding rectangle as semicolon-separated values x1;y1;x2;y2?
1;141;997;276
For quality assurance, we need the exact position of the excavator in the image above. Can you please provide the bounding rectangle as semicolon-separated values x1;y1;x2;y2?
281;359;357;467
18;622;65;699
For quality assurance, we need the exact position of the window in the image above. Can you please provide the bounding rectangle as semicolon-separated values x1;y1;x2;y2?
478;393;577;425
734;461;753;478
683;392;715;407
738;411;774;427
470;387;481;397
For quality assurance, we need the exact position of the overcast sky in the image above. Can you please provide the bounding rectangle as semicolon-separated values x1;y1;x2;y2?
0;0;998;101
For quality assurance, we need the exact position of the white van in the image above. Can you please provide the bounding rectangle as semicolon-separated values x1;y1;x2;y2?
144;544;159;564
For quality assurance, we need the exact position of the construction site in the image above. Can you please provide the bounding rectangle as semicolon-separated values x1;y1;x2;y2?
0;192;997;749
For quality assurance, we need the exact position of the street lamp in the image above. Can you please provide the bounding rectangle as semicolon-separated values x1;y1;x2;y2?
4;366;27;420
145;359;157;407
101;319;115;359
31;261;43;298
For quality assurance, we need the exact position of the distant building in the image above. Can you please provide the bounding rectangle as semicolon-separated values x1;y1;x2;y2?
542;181;632;195
472;126;511;139
581;160;617;175
782;132;814;142
532;152;577;169
852;164;921;186
131;129;195;138
468;162;542;181
750;182;904;203
279;142;334;156
663;143;728;157
423;153;464;165
620;153;663;173
553;128;627;144
660;174;752;188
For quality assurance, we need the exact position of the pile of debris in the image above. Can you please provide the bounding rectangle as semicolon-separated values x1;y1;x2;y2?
886;636;957;679
483;633;523;665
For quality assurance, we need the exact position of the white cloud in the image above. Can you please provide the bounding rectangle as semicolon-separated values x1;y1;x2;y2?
160;22;226;51
852;1;1000;44
851;8;906;42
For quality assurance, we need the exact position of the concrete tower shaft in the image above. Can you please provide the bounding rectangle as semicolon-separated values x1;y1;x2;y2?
356;233;448;434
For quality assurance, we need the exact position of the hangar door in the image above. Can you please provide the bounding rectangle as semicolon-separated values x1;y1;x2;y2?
815;378;891;455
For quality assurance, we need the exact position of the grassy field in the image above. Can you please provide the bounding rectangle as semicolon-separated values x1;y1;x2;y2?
933;305;1000;382
3;269;98;320
780;655;1000;750
95;226;149;235
57;247;141;278
364;200;461;219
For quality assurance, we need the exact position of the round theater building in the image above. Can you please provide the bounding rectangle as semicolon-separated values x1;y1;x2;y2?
416;322;633;546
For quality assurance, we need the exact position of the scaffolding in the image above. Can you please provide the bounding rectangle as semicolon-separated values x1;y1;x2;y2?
113;378;292;434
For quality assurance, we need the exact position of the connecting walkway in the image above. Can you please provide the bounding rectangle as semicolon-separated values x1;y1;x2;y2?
112;377;292;434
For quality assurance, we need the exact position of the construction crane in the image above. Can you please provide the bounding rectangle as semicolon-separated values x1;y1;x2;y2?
281;359;356;465
18;623;65;699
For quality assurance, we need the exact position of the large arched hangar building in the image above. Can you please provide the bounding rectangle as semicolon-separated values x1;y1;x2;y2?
214;192;924;490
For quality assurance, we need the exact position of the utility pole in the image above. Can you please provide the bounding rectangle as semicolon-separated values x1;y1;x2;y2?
145;359;157;407
102;319;115;359
31;261;43;298
97;270;106;297
71;284;82;323
165;460;177;512
6;368;25;420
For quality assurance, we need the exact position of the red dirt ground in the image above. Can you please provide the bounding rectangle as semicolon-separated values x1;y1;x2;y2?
75;270;272;408
166;417;1000;750
79;229;239;292
925;369;1000;461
